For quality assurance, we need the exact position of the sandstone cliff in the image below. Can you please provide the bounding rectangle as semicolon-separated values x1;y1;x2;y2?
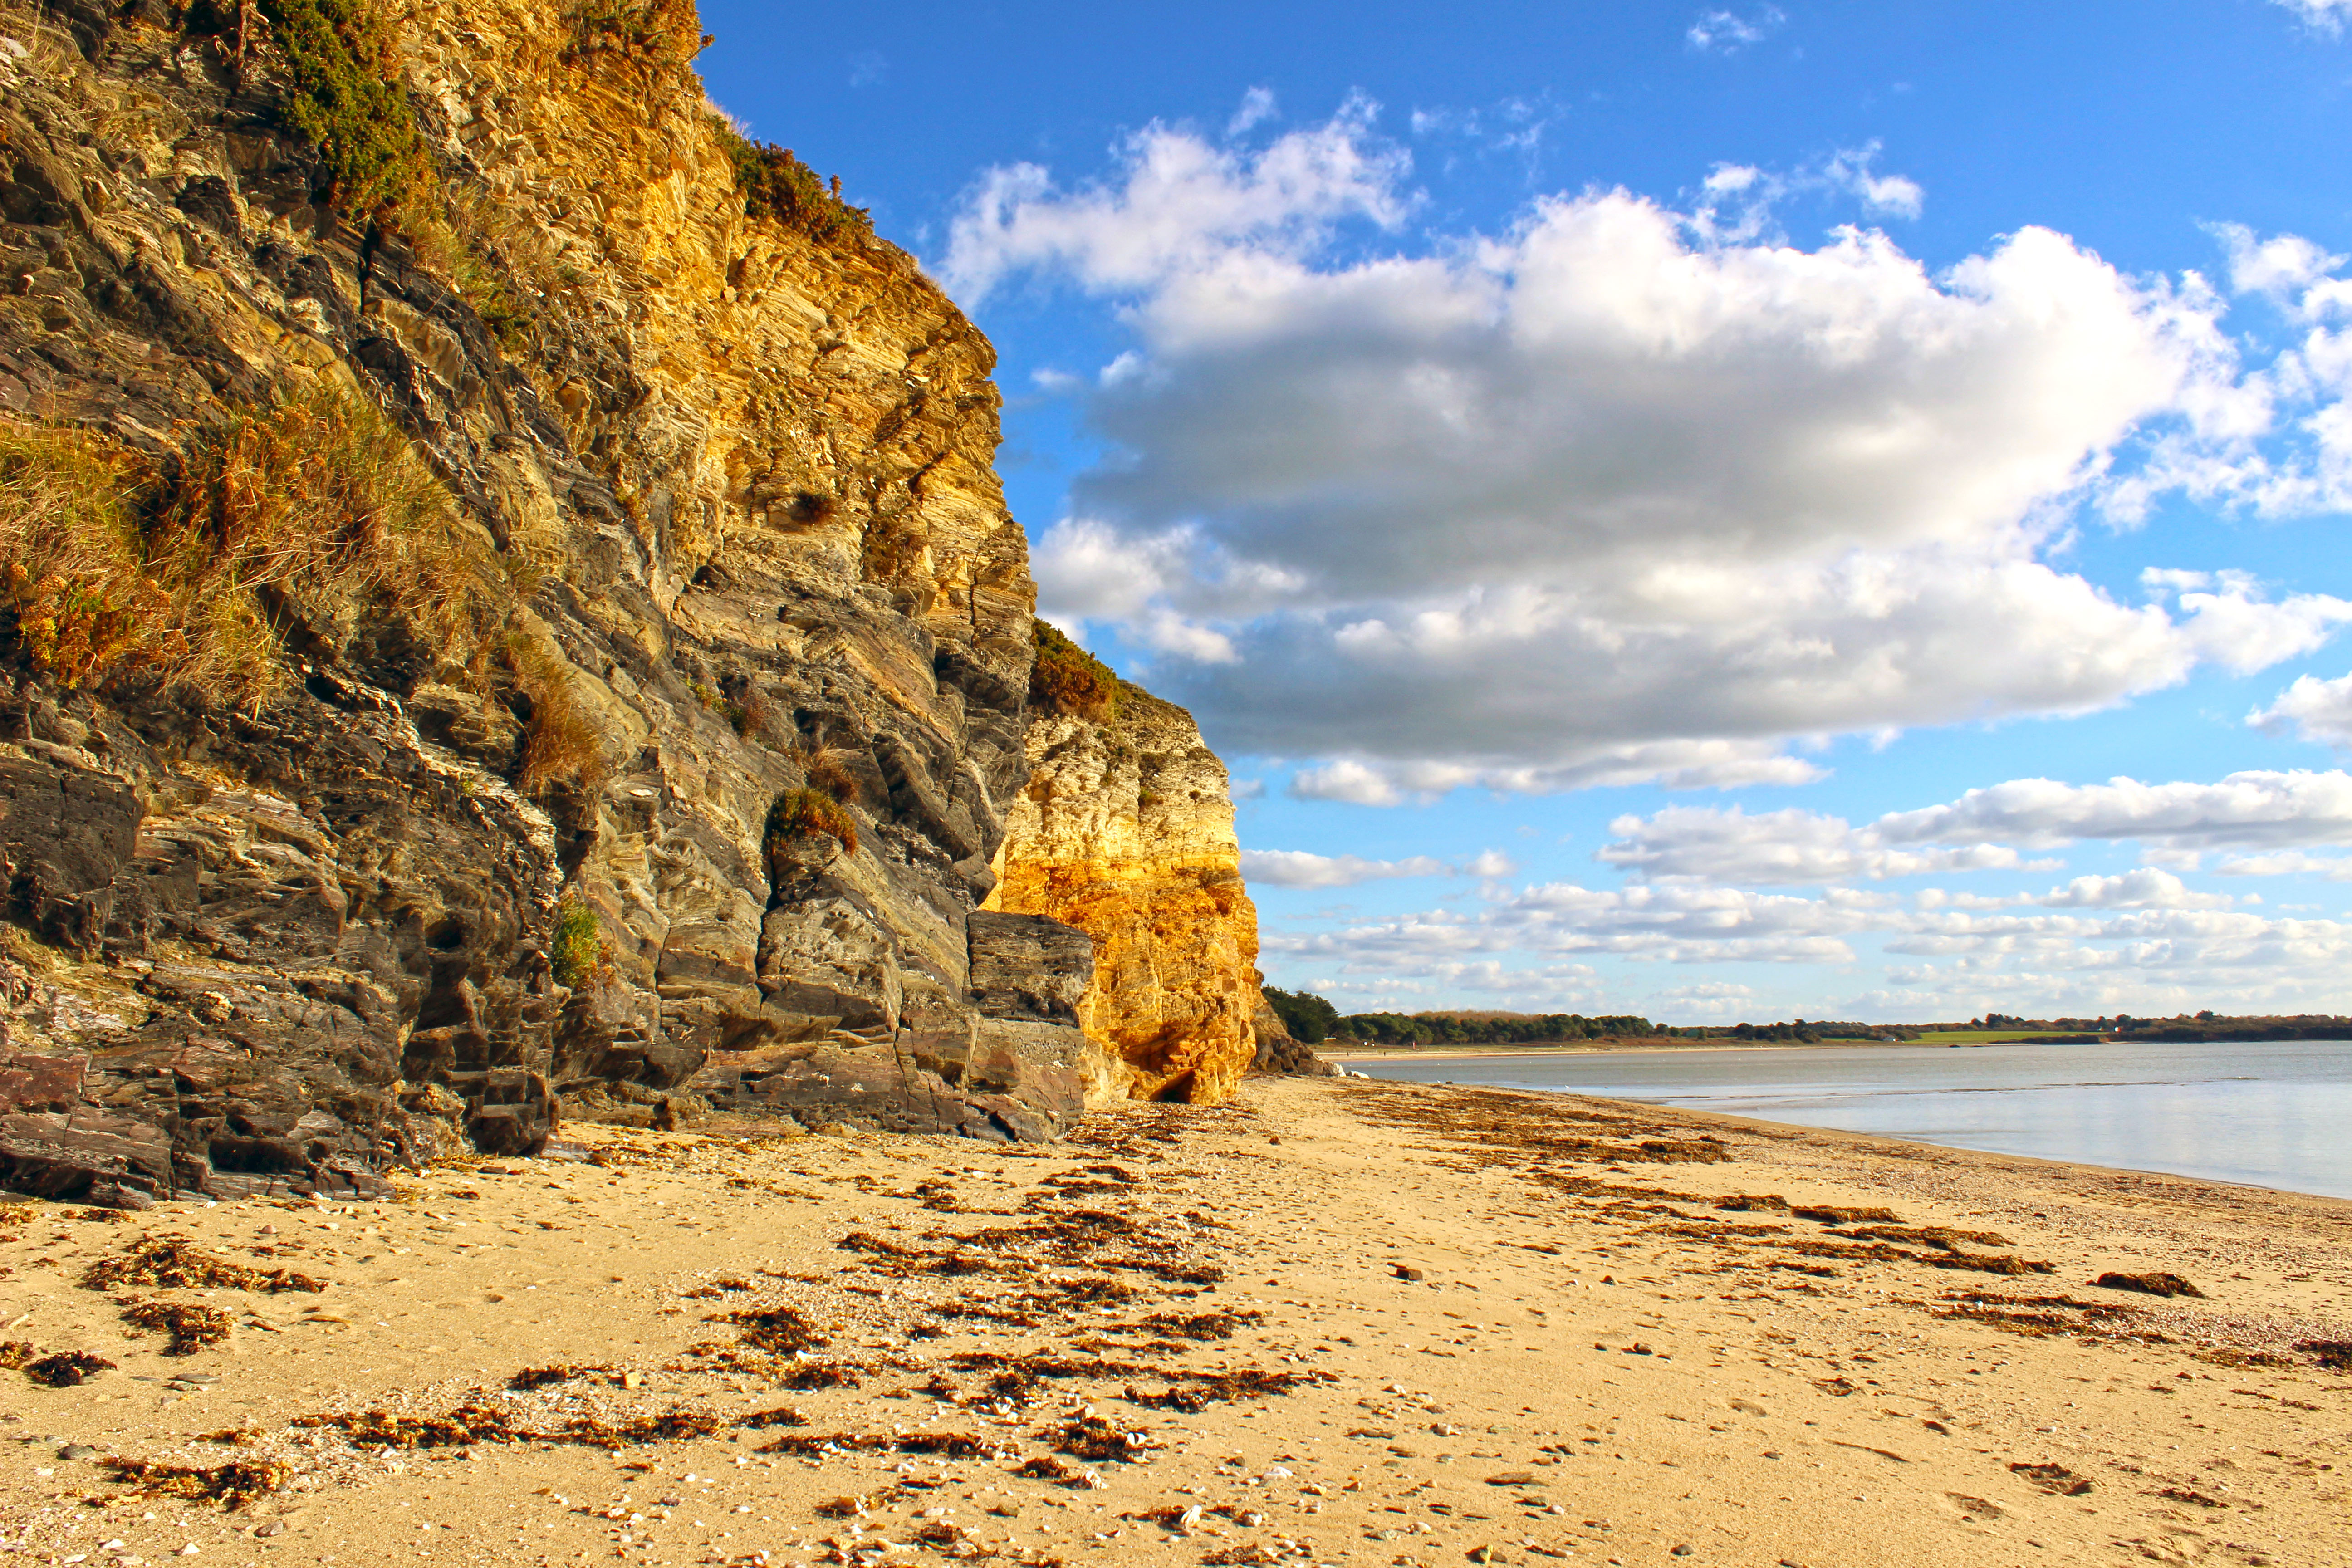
989;679;1268;1104
0;0;1274;1205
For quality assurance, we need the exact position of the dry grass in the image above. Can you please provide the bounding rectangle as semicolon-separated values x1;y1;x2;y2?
0;390;486;699
507;635;607;791
765;786;859;861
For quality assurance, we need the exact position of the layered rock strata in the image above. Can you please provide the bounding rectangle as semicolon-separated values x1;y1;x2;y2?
988;683;1273;1103
0;0;1235;1202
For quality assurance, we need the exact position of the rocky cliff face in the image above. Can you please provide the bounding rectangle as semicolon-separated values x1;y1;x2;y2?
0;0;1273;1206
988;683;1269;1104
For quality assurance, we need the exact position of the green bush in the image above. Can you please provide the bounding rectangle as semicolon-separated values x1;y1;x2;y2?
1263;986;1340;1045
550;896;600;987
1029;618;1119;722
713;127;877;251
255;0;434;216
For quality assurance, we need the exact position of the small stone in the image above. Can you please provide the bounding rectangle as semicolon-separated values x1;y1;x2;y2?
58;1444;97;1460
1393;1264;1425;1281
1671;1548;1695;1558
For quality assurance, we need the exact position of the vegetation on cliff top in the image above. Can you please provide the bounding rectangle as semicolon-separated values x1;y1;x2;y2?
0;390;480;697
715;128;883;254
1029;619;1120;722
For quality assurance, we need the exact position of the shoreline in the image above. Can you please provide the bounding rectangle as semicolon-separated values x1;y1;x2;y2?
4;1076;2347;1566
1322;1037;2044;1063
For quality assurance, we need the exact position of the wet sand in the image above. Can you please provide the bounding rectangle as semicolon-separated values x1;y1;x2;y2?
2;1076;2347;1567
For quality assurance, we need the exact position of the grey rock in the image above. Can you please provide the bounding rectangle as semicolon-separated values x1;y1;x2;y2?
967;912;1095;1026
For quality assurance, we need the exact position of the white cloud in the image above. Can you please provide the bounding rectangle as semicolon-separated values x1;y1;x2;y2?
1227;87;1279;139
2249;669;2352;747
1819;142;1924;220
2211;222;2344;299
2272;0;2352;33
1266;879;1886;972
1240;849;1448;888
1686;5;1785;52
1240;844;1517;890
942;100;1412;303
2211;848;2352;878
1876;769;2352;853
946;109;2352;797
2030;869;2233;910
1597;804;2038;883
1462;848;1519;878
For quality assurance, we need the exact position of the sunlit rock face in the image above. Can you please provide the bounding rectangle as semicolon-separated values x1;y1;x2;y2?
989;685;1267;1105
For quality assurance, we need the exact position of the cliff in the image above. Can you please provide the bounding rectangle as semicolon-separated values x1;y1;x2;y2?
0;0;1277;1206
988;679;1269;1103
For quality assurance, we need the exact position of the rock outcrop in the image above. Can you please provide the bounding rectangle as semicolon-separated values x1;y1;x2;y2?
987;682;1271;1103
0;0;1270;1202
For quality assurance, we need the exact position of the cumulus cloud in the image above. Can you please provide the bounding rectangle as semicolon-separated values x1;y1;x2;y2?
1594;771;2352;893
1598;805;2038;883
2249;669;2352;747
942;99;1411;303
1258;866;2352;1018
1264;879;1885;973
2029;869;2233;910
1875;769;2352;853
949;109;2352;798
2211;848;2352;878
2212;221;2344;299
1240;846;1516;887
1686;5;1785;52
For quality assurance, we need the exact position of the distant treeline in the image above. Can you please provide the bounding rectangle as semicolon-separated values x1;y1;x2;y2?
1263;990;2352;1049
1709;1020;1919;1043
1263;989;1663;1046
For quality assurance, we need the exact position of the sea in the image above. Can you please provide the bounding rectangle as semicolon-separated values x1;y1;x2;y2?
1346;1036;2352;1200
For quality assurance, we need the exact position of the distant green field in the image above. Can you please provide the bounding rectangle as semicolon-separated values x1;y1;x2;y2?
1915;1030;2103;1044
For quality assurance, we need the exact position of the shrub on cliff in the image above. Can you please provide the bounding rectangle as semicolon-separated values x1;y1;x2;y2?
185;0;436;216
715;129;878;252
0;390;481;698
766;786;860;863
1029;619;1119;722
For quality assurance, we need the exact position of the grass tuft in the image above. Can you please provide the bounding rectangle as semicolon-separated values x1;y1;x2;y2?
506;636;606;792
550;895;601;988
765;786;859;866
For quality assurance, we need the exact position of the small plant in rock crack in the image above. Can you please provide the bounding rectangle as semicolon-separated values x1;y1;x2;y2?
765;786;859;865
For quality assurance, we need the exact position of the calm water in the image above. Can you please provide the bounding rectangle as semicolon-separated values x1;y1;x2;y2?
1349;1037;2352;1200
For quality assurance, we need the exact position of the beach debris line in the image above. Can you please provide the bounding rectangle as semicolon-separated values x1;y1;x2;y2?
2092;1271;2205;1298
24;1350;114;1386
2009;1461;2093;1496
119;1297;234;1354
100;1456;293;1510
82;1233;327;1294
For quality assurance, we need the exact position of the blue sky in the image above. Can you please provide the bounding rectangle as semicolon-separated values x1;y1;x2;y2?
699;0;2352;1024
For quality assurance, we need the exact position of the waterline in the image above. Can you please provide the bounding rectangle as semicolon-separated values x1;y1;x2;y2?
1349;1036;2352;1200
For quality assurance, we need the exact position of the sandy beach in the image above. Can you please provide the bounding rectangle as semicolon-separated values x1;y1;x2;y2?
2;1076;2347;1568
